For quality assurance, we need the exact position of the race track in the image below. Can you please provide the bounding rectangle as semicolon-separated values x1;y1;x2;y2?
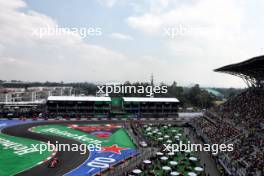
1;119;185;176
1;121;90;176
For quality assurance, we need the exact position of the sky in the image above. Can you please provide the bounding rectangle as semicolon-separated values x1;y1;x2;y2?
0;0;264;88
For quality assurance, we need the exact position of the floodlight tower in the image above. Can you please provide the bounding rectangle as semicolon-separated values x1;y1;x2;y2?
151;73;154;86
150;73;154;98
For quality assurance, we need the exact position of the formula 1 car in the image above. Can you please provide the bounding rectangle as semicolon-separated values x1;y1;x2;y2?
48;157;59;168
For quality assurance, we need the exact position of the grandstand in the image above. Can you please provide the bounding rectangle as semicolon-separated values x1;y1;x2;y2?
123;97;179;117
190;55;264;176
46;96;179;118
0;101;45;118
47;96;111;117
215;55;264;87
215;55;264;132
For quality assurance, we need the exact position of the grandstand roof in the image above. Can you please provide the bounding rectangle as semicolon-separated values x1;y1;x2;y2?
203;88;223;97
47;96;111;102
0;100;45;105
214;55;264;86
123;97;179;103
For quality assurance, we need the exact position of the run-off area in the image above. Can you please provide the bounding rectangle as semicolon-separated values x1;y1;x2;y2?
0;133;52;176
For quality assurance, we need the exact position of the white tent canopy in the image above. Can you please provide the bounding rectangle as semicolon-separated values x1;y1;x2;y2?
47;96;111;102
123;97;179;103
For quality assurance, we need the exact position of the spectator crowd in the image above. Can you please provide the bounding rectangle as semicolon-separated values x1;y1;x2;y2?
190;88;264;176
217;88;264;132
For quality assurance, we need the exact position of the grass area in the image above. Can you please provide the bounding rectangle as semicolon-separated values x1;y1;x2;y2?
0;133;51;176
32;124;136;148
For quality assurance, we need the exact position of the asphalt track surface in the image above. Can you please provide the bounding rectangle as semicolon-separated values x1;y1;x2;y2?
1;121;94;176
1;120;186;176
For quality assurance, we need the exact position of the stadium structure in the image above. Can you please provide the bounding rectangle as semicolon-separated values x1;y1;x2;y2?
191;55;264;176
0;95;180;119
46;96;179;118
214;55;264;87
1;56;263;176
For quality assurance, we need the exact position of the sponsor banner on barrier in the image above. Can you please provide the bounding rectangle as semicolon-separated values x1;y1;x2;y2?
0;120;41;130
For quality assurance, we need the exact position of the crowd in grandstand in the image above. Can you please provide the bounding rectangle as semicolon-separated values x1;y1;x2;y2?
217;88;264;132
190;88;264;176
191;117;240;144
191;117;263;176
229;133;264;175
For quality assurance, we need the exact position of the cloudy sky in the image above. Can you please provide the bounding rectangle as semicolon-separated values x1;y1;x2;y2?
0;0;264;87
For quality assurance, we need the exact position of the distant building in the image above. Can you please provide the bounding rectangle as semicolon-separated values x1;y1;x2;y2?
0;87;73;103
203;88;223;98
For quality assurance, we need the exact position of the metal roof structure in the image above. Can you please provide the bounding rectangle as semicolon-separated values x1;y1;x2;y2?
123;97;179;103
0;100;45;105
47;96;111;102
214;55;264;87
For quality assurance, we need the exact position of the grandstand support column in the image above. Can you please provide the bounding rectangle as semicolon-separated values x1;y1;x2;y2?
240;75;257;87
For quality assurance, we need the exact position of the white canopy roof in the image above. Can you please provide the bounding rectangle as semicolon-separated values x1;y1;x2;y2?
47;96;111;102
123;97;179;103
0;100;45;105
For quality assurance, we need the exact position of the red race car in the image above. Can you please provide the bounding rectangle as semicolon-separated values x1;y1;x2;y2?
48;157;59;168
